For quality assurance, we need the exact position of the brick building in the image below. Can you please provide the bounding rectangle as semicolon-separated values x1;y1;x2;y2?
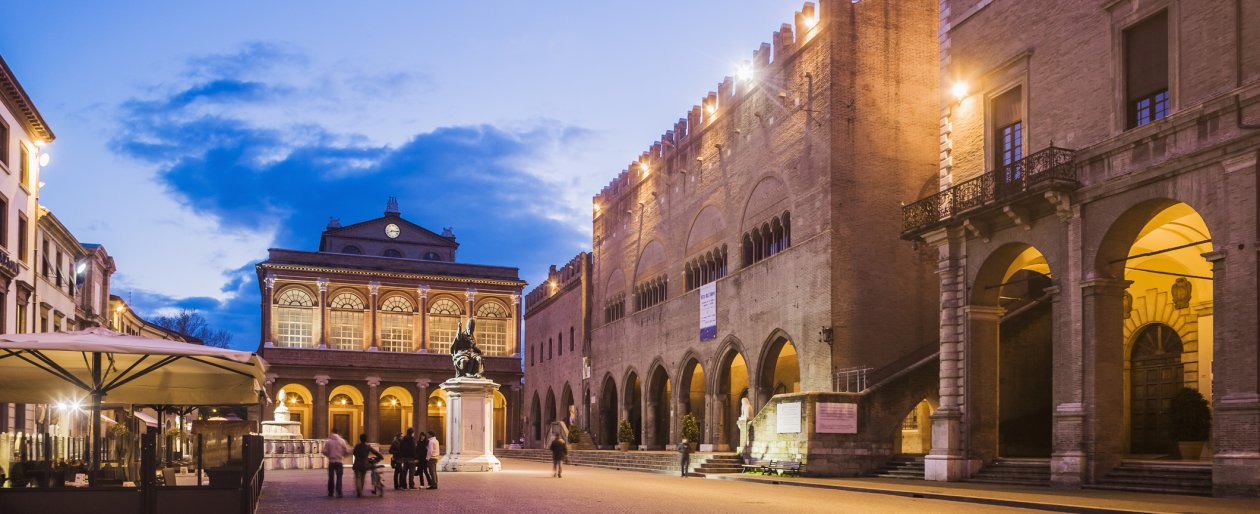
522;253;591;445
903;0;1260;496
525;0;942;467
257;199;525;448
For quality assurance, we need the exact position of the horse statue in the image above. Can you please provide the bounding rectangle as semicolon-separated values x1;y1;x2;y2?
450;318;485;378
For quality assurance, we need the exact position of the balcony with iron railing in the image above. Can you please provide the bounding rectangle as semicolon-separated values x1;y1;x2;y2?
901;146;1078;239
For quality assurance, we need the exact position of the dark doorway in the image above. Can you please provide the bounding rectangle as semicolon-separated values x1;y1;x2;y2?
998;270;1053;458
1130;323;1185;454
333;413;351;438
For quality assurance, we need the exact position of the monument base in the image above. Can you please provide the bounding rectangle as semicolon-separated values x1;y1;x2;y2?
260;421;301;440
437;376;502;473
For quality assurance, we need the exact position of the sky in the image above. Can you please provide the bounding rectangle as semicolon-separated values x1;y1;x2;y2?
0;1;806;350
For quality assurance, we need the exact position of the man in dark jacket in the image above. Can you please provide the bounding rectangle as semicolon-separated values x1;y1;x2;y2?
352;434;384;497
388;433;403;489
678;439;691;477
415;432;430;487
399;428;418;489
549;435;568;478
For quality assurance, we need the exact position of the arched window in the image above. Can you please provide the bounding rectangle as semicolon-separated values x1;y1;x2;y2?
275;288;315;348
329;292;366;350
379;296;415;352
549;338;553;360
423;252;442;261
570;326;575;353
331;394;354;406
558;331;563;356
341;245;362;255
383;249;403;258
428;298;462;353
475;302;510;356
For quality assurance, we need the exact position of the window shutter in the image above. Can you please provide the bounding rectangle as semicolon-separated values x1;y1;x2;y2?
1125;11;1169;100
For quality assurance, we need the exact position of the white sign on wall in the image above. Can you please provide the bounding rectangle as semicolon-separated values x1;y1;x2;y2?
817;402;858;434
699;282;717;341
776;402;802;434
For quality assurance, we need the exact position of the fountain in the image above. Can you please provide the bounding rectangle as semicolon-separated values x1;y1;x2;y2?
261;390;326;470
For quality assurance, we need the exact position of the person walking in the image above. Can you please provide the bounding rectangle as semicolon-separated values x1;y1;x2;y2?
352;434;384;497
399;428;418;489
549;434;568;478
678;438;691;477
425;431;440;489
388;433;403;490
322;428;350;497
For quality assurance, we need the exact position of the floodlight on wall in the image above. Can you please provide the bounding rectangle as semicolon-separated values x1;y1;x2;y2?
39;152;50;166
951;81;969;102
737;62;754;83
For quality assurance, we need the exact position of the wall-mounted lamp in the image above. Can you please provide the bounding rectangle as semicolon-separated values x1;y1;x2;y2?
950;81;968;102
819;326;834;347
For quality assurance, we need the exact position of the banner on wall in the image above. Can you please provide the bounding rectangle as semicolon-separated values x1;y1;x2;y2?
699;282;717;341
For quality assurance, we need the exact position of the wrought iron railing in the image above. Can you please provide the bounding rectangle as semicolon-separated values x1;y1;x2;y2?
902;146;1077;236
833;367;873;393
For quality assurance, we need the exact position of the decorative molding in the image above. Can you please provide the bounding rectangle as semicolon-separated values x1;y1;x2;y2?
257;263;526;287
314;374;330;386
366;376;381;388
466;288;477;303
416;379;431;389
510;294;520;306
317;277;329;292
369;281;380;295
264;273;277;289
418;285;430;299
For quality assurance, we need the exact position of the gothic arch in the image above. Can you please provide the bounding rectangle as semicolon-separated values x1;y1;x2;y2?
633;240;668;284
685;204;728;257
740;174;790;235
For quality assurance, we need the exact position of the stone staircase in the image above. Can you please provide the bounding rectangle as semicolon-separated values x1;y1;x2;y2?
869;455;925;480
1087;460;1213;496
497;449;739;475
966;458;1051;486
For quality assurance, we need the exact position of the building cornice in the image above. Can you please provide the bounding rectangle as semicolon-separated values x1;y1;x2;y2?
0;54;54;142
257;262;526;288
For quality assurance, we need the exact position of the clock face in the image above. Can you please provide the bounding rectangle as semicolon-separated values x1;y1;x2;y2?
385;224;400;239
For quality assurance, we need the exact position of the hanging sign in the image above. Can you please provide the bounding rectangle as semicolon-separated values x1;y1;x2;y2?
699;282;717;341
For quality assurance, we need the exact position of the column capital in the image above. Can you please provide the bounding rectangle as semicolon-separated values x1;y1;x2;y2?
418;285;429;299
366;376;381;388
369;281;381;295
963;304;1005;321
465;287;477;303
317;277;329;292
1080;278;1132;296
264;372;278;385
510;294;520;306
314;374;330;386
509;383;521;391
264;273;276;289
416;379;431;389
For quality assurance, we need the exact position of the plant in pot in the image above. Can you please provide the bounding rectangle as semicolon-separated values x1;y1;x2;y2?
1170;387;1211;460
617;420;635;451
568;427;584;445
680;414;700;451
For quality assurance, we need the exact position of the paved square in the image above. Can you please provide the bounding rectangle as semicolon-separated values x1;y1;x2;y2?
256;459;1031;513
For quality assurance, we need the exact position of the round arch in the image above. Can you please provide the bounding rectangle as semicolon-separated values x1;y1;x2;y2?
377;386;414;442
277;383;314;438
274;284;318;306
328;384;366;443
427;388;449;447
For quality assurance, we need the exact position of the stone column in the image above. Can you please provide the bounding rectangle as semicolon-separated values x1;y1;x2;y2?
926;227;969;481
264;374;278;421
417;286;429;352
508;383;521;446
644;399;657;449
510;294;522;356
964;305;1004;466
317;277;329;349
415;379;430;435
262;273;276;346
1047;283;1085;489
368;281;380;351
366;377;380;444
1080;278;1129;483
465;288;476;322
314;375;330;438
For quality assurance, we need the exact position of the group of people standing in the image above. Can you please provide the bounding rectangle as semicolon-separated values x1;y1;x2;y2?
389;428;441;490
320;427;441;498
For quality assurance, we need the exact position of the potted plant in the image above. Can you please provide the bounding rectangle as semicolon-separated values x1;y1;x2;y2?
680;414;700;450
617;420;634;451
1170;387;1211;460
568;427;584;445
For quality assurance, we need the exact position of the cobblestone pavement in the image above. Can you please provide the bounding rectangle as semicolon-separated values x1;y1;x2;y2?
256;458;1034;514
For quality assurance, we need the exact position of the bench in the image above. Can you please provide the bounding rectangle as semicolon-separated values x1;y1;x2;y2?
739;459;775;475
770;461;805;477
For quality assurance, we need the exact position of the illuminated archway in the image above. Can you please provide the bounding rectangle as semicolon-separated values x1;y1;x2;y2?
278;383;313;438
646;364;671;449
679;357;707;444
328;384;365;443
427;389;448;447
623;371;642;447
598;375;618;448
378;386;414;443
716;344;749;449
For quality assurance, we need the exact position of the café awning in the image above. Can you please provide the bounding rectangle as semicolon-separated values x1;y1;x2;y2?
0;327;267;405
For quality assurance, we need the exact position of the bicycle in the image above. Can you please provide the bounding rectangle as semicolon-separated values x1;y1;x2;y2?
368;456;386;497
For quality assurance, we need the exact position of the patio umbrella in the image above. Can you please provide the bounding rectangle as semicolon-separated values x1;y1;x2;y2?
0;327;267;482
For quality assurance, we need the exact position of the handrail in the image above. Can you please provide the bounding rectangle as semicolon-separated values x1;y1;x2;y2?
902;146;1077;236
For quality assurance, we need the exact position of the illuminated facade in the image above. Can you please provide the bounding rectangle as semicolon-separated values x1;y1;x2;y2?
257;199;525;447
903;0;1260;496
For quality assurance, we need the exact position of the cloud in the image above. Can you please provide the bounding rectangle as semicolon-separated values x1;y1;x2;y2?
110;43;594;349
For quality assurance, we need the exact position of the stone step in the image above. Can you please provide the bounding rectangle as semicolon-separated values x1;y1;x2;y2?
1085;483;1212;496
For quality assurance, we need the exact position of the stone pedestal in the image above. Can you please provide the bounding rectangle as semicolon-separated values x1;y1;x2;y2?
736;418;750;458
438;377;502;472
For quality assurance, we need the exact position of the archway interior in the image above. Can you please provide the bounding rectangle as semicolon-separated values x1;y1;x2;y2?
279;384;313;438
897;399;935;455
529;394;542;443
599;378;618;448
625;374;642;447
378;386;413;443
545;389;557;425
328;385;365;443
492;390;507;448
997;246;1053;458
769;340;801;395
650;373;671;448
720;353;749;447
1122;203;1212;456
427;389;448;447
561;386;575;428
683;362;706;444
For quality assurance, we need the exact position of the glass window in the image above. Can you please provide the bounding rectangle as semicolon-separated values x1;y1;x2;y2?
379;296;414;352
1125;11;1169;129
275;288;315;348
428;298;462;353
329;292;366;350
475;302;509;356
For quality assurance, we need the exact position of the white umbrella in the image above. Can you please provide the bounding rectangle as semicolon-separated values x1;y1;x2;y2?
0;327;267;481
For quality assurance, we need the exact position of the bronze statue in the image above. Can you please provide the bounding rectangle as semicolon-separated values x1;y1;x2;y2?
450;318;485;378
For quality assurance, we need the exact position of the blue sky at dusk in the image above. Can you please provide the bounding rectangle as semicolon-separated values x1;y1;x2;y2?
1;1;803;349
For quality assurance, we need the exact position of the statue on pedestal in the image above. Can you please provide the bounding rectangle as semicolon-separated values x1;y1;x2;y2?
451;318;485;378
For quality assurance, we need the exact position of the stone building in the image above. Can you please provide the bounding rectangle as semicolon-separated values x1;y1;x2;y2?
34;209;88;333
524;1;942;470
522;253;591;446
257;200;526;448
901;0;1260;496
77;243;115;329
109;295;198;342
